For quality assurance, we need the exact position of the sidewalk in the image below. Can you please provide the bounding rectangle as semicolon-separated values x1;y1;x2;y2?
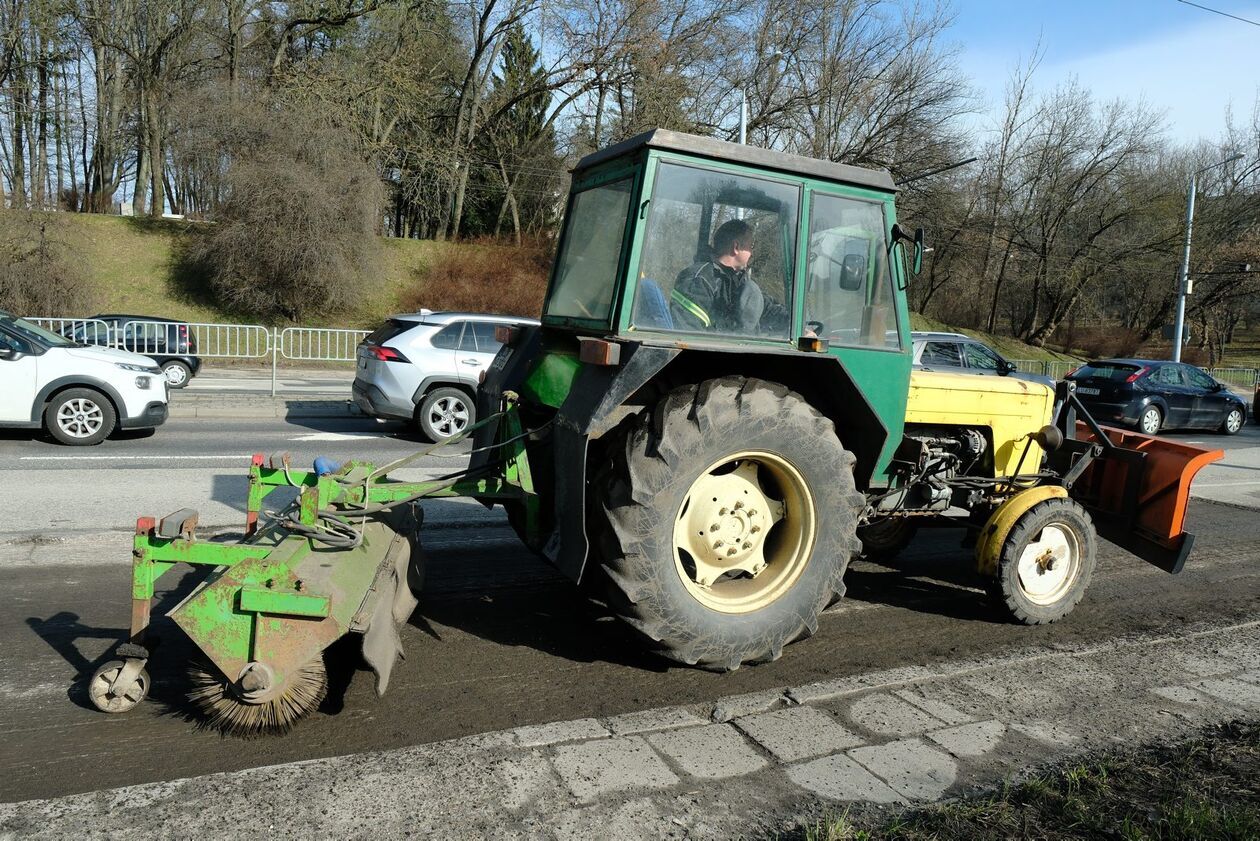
4;618;1257;839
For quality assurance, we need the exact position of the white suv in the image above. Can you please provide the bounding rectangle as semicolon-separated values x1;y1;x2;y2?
0;312;169;445
353;310;539;441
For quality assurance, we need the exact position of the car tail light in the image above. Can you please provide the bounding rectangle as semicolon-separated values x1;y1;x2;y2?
367;344;409;363
1125;367;1149;384
1065;366;1080;378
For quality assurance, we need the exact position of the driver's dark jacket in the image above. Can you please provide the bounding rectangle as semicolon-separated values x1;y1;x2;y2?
669;260;789;335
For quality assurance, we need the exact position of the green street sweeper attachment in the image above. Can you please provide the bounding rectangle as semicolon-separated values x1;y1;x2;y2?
86;406;536;735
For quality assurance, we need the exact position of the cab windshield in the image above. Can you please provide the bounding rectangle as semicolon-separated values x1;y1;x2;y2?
629;162;799;341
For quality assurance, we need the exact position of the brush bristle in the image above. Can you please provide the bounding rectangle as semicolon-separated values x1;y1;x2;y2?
187;659;327;737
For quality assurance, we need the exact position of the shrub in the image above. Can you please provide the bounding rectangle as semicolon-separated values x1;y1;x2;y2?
398;238;551;316
186;99;383;322
0;211;96;316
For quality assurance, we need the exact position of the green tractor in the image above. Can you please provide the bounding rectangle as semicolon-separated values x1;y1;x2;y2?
88;130;1220;734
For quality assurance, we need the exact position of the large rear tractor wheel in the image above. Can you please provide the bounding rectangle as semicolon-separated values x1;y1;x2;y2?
595;377;864;671
988;498;1097;625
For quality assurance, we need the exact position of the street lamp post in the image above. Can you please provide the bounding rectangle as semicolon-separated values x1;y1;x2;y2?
1172;152;1243;362
737;51;783;146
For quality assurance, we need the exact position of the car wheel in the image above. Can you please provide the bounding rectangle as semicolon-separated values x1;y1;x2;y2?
161;360;192;388
44;388;117;446
1220;406;1245;436
1138;405;1162;435
416;387;475;442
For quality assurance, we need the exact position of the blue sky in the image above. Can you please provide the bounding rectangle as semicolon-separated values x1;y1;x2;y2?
949;0;1260;144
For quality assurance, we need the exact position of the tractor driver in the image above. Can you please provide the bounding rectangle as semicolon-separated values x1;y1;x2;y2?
669;219;789;336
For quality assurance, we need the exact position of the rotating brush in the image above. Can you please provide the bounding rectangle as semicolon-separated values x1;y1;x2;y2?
187;658;328;737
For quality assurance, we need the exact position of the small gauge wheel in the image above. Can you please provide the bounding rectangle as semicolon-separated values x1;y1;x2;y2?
88;659;150;713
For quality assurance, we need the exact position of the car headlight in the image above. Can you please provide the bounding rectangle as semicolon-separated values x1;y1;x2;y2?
116;362;161;374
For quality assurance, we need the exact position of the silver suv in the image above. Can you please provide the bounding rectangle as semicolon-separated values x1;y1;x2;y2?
910;331;1055;388
353;310;540;441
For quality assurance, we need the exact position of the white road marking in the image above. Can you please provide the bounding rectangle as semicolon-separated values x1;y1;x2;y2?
1196;480;1260;487
19;455;251;461
289;432;382;441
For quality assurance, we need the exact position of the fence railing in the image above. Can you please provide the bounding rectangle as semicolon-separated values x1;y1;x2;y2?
25;316;374;396
279;327;369;362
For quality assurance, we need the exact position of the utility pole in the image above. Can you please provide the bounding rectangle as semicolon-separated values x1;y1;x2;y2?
1173;152;1243;362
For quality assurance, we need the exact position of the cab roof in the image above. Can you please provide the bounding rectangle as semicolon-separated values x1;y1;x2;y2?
574;129;898;194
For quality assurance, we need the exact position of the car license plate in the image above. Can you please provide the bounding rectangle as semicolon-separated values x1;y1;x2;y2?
1077;387;1100;396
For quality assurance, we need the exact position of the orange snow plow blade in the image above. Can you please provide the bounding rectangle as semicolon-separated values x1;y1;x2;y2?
1070;422;1222;574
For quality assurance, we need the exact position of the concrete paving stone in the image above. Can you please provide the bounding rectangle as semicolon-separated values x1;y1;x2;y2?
846;693;946;737
709;689;788;723
848;738;958;801
892;688;975;726
1237;672;1260;687
551;736;679;802
1009;720;1079;749
647;724;769;779
927;721;1006;759
787;676;870;704
786;754;905;804
494;751;561;811
605;707;708;736
1192;678;1260;710
513;718;609;748
735;706;864;762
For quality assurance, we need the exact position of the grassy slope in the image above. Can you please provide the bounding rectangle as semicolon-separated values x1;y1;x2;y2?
50;213;444;328
46;212;1078;360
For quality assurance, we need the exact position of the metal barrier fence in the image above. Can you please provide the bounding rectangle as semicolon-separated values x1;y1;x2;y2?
279;327;369;362
24;316;373;396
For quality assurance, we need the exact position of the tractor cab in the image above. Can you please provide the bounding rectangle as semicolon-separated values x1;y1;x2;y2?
543;130;915;357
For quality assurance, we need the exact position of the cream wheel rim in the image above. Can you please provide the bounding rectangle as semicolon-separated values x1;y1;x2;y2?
673;451;816;613
1015;522;1080;605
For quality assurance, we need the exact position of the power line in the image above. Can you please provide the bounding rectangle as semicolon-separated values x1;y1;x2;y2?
1176;0;1260;26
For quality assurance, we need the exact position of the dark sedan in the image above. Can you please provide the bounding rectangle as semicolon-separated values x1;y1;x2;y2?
71;314;202;389
1065;358;1247;436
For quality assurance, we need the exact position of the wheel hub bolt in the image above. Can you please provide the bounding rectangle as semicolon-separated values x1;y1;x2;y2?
750;525;761;533
726;547;737;556
713;540;724;549
742;541;751;550
719;507;728;516
734;501;744;510
710;523;720;532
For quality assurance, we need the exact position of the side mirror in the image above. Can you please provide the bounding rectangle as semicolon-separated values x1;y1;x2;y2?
839;253;866;291
0;347;23;361
999;360;1016;375
890;224;926;278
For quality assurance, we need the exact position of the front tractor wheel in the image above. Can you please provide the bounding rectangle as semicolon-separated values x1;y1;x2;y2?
988;498;1097;625
595;377;864;671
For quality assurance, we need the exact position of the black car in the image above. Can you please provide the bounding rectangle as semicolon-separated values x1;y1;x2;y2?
1065;358;1246;436
72;314;202;388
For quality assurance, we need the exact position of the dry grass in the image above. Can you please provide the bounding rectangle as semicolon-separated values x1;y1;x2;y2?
778;720;1260;841
397;237;551;317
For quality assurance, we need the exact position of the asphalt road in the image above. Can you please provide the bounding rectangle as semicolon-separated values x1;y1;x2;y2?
2;416;1259;803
